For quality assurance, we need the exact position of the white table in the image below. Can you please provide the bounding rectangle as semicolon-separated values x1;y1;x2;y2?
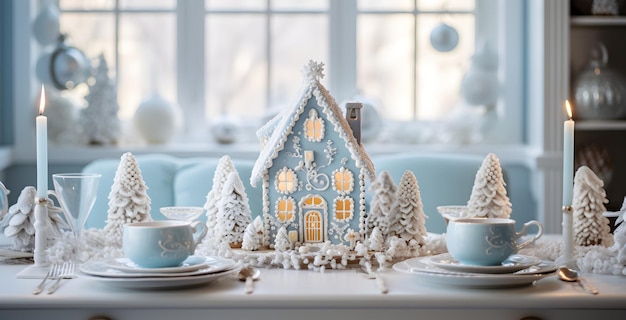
0;262;625;320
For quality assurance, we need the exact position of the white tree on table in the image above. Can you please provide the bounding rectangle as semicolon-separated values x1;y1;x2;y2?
465;153;512;218
103;152;152;251
386;170;427;257
216;171;252;248
242;216;264;251
366;171;396;238
204;155;236;243
274;225;291;252
79;54;120;145
573;165;613;247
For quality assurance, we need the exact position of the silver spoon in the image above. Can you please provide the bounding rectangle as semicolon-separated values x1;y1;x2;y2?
238;266;260;294
557;267;598;295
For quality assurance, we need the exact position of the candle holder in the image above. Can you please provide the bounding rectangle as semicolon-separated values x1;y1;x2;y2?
556;205;577;268
16;198;50;279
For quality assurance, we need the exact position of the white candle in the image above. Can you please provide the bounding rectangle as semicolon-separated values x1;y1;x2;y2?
36;85;48;199
562;100;574;263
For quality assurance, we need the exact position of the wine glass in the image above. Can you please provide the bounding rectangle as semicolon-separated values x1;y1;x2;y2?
160;206;205;222
51;173;101;263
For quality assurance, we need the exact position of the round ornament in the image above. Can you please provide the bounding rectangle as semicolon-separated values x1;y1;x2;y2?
211;115;240;144
134;94;180;144
430;23;459;53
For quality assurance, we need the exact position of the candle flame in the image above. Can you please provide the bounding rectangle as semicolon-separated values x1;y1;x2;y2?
38;85;46;115
565;100;573;120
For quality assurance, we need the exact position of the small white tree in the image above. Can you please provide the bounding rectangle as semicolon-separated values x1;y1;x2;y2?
103;152;152;251
216;171;252;247
242;216;264;251
79;54;120;145
573;166;613;247
387;170;427;256
204;155;236;242
274;226;291;252
465;153;512;218
368;226;384;252
367;171;396;237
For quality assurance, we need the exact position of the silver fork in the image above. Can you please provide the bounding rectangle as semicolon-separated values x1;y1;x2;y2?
47;262;75;294
32;264;60;295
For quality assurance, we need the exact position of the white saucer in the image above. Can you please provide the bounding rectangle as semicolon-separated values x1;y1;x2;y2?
81;266;240;290
106;255;215;274
393;256;556;289
426;253;542;274
81;256;236;278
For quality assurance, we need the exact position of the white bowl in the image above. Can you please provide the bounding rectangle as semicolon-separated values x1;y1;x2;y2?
436;205;467;224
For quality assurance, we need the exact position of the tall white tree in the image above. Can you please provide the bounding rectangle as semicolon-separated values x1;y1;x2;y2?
465;153;512;218
204;155;236;241
79;54;121;145
573;166;613;247
366;171;396;237
387;170;427;255
103;152;152;250
216;171;252;247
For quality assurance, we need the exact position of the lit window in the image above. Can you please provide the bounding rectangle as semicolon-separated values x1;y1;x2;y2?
275;167;297;194
332;167;354;194
275;197;295;223
304;109;325;142
302;195;324;207
334;196;353;222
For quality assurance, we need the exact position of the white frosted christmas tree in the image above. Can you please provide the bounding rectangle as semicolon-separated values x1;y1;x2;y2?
79;54;121;145
0;186;66;251
366;171;397;237
274;226;291;252
204;155;237;242
386;170;427;256
465;153;512;218
368;226;384;252
103;152;152;251
612;212;626;266
242;216;264;251
573;166;613;247
216;171;252;248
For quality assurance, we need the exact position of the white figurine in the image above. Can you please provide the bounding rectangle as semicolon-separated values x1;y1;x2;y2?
573;166;613;247
386;170;427;257
274;226;291;252
216;171;252;248
464;153;512;218
204;155;237;243
366;171;396;237
242;216;264;251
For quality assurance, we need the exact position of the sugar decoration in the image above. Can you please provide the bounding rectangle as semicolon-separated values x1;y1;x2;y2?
573;165;613;247
464;153;512;218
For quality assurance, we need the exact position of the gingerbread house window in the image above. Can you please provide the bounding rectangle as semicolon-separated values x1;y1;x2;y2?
275;167;297;194
304;109;324;142
334;196;353;222
332;167;354;195
276;197;295;223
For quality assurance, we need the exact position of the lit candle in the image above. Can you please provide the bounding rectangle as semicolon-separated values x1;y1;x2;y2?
36;85;48;199
562;100;574;263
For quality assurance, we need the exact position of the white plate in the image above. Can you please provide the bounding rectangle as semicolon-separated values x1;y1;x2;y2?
106;255;216;274
80;266;240;290
393;256;557;289
81;256;236;278
426;253;542;274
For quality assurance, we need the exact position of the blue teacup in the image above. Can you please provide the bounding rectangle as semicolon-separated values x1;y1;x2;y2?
446;218;543;266
123;220;208;268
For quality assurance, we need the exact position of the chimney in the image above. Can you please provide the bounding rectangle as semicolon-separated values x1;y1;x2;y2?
345;102;363;144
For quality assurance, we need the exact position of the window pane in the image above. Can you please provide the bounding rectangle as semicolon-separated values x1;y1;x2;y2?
358;0;413;11
206;0;265;11
59;0;114;10
119;0;176;9
416;14;474;119
417;0;474;11
118;14;176;120
270;15;327;109
357;14;414;121
207;15;267;119
271;0;329;11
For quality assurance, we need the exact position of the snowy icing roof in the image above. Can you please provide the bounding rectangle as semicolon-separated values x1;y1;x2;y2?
251;61;376;187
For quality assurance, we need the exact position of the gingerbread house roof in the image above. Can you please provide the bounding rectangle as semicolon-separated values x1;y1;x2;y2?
250;61;375;187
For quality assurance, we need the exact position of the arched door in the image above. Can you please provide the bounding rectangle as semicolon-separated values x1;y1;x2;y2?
299;195;326;243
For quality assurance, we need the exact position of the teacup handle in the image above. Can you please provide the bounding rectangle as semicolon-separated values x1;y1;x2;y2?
515;220;543;250
190;221;208;250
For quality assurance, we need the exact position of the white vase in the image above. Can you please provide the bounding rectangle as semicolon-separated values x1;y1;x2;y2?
134;94;180;144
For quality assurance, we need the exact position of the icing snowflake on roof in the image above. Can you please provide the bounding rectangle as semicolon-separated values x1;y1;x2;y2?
302;60;325;82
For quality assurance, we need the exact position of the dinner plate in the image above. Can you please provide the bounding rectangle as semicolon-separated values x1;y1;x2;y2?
80;266;240;290
393;256;557;289
106;255;216;274
426;253;542;274
80;256;236;278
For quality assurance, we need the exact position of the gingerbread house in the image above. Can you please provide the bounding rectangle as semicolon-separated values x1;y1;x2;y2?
251;61;376;248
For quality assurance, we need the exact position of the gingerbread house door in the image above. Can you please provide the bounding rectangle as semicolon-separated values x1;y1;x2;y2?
300;195;326;243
